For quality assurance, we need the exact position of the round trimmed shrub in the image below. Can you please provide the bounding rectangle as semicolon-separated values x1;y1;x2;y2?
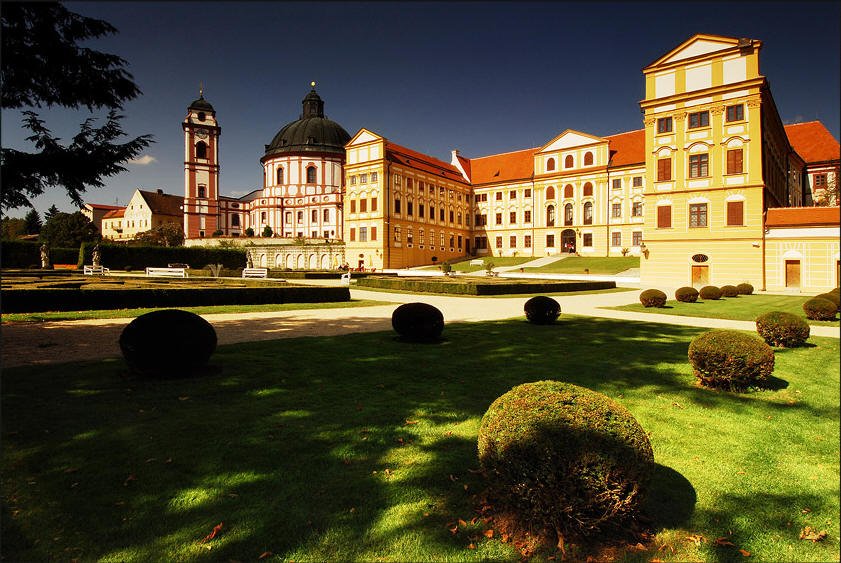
391;302;444;342
687;329;775;391
639;288;667;308
119;309;217;377
755;311;810;348
675;286;699;303
699;285;722;300
524;296;561;324
720;285;739;298
478;381;653;539
736;283;754;295
803;297;837;321
816;292;840;312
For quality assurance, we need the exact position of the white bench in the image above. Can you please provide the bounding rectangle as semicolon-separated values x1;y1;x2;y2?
83;265;109;275
242;267;268;278
470;259;484;266
340;272;351;286
146;267;187;278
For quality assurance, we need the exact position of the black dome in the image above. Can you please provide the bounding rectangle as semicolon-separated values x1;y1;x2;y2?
263;87;350;159
189;95;215;113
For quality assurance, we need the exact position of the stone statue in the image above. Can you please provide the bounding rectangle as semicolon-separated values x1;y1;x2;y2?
40;243;50;269
92;244;101;267
246;251;254;269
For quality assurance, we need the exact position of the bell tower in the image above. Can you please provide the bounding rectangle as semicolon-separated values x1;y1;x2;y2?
183;86;221;238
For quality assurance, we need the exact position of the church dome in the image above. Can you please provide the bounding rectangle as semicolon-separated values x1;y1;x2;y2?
188;95;215;113
263;86;350;159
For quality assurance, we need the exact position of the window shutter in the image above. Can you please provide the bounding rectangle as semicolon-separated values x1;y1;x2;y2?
657;205;671;228
349;228;355;242
727;201;744;226
658;158;671;181
371;226;377;240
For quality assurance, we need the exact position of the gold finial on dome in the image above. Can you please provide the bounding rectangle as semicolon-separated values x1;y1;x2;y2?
199;81;204;98
311;81;316;89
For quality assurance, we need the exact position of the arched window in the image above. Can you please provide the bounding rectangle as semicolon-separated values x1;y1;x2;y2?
564;184;574;198
583;202;593;224
546;186;555;200
583;182;593;197
546;205;555;227
584;152;594;166
197;184;206;198
546;157;556;171
564;155;574;168
564;203;573;225
195;141;207;159
306;166;317;183
276;168;284;184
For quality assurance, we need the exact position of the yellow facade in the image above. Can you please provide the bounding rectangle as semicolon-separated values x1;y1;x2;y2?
765;226;840;292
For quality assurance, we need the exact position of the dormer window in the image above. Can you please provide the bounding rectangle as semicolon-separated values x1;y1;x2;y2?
195;141;207;159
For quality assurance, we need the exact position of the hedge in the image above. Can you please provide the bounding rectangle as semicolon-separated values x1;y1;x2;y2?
1;240;80;268
0;285;350;313
355;276;615;295
76;242;246;270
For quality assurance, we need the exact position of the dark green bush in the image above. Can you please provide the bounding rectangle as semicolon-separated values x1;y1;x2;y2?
356;276;615;295
391;302;444;342
699;285;722;300
120;309;216;377
0;240;79;268
803;297;837;321
675;286;699;303
76;242;246;270
687;329;775;391
816;292;840;312
524;296;561;324
755;311;810;348
720;285;739;297
639;288;667;307
737;283;754;295
478;380;653;540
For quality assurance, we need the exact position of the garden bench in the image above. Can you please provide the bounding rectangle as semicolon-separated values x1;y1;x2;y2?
83;265;109;275
146;267;187;278
242;267;268;278
340;272;351;285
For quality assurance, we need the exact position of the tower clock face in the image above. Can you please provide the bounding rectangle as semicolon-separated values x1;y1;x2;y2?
195;128;208;139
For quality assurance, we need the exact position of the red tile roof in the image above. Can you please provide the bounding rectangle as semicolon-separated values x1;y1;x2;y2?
606;129;645;167
785;121;840;164
86;203;124;211
765;206;839;227
385;142;468;184
139;189;183;216
103;208;125;219
468;147;539;186
454;153;471;180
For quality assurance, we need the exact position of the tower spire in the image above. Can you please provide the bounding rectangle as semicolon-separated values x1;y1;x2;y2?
199;81;204;98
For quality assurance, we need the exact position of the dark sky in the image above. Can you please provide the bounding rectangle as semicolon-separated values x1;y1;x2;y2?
3;1;839;215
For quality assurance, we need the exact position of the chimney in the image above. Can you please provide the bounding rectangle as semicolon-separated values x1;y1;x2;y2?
157;188;164;195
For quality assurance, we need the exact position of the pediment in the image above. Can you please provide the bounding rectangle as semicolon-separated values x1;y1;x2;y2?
538;129;606;153
648;34;740;68
347;128;381;146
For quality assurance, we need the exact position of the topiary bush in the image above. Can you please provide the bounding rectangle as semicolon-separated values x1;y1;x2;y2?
737;283;754;295
816;292;840;313
119;309;217;377
687;329;775;391
720;285;739;298
639;288;667;308
755;311;810;348
524;296;561;324
699;285;722;300
803;297;837;321
391;302;444;342
675;286;699;303
478;380;653;540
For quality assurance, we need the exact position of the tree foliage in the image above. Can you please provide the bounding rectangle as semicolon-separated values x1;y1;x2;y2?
813;167;839;207
39;211;99;247
1;217;27;240
23;208;42;234
1;2;152;210
44;204;60;221
133;222;185;247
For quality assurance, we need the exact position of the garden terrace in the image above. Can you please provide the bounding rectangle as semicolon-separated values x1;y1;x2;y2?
355;276;615;295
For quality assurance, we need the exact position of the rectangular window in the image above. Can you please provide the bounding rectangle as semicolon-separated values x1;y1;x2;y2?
726;149;743;174
689;154;709;178
394;198;401;213
495;192;502;201
350;200;356;213
359;227;368;242
360;199;367;212
509;190;517;199
525;188;532;198
418;204;424;218
524;235;532;248
457;235;462;249
371;172;378;182
689;203;708;227
815;174;828;187
429;206;435;220
509;235;517;248
312;209;318;222
726;104;744;122
657;158;671;181
611;232;621;247
496;236;503;249
509;211;516;224
360;174;367;184
407;201;413;216
632;231;642;246
407;230;413;245
688;111;710;129
439;209;445;221
524;210;532;223
657;205;671;228
495;213;502;225
612;178;622;190
371;197;378;212
480;213;487;226
726;201;744;226
449;210;454;223
349;228;356;242
632;202;643;217
657;117;673;133
546;234;555;247
633;176;642;187
323;209;330;222
583;233;593;247
311;230;317;238
612;203;622;218
350;176;356;186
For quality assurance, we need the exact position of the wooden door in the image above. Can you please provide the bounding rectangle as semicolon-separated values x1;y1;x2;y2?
785;260;800;288
691;265;709;287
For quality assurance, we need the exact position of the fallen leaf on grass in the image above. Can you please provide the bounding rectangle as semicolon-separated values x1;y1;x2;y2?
449;474;459;482
685;534;705;545
200;522;223;543
63;467;79;474
448;525;459;535
801;507;812;514
467;543;476;550
258;551;272;559
178;396;189;401
799;526;827;542
458;519;468;528
501;533;509;543
404;419;419;425
738;549;751;557
714;537;735;547
483;529;494;538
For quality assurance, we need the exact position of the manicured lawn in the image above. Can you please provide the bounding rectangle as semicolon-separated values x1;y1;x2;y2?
3;317;838;562
525;256;639;274
419;257;535;273
608;294;840;327
0;299;391;323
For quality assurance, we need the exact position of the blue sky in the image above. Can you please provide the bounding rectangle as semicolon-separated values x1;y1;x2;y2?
3;1;839;217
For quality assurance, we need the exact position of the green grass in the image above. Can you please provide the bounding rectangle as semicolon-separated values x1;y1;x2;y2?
525;256;639;274
416;257;535;273
2;317;838;562
1;299;391;323
608;294;841;327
